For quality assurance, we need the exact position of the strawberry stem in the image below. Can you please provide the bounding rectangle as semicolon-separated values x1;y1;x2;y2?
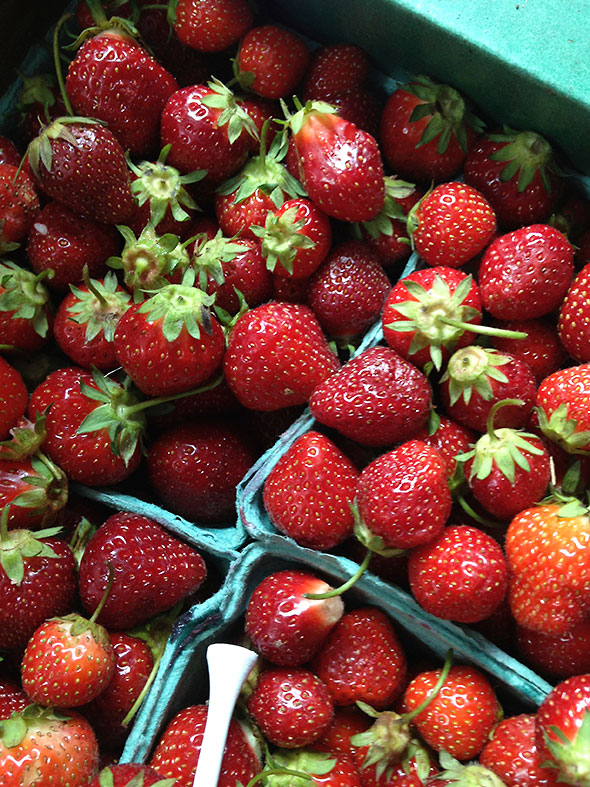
485;398;524;440
52;12;75;117
0;505;9;542
303;549;372;600
245;767;314;786
123;374;223;416
456;495;506;529
440;316;527;341
89;562;114;624
402;649;453;723
82;265;107;306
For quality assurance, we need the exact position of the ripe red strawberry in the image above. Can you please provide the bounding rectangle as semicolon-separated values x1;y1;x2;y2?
223;301;340;411
306;240;392;340
270;749;362;786
356;439;451;551
147;418;257;522
150;704;261;787
79;511;207;629
463;128;563;229
0;356;28;441
478;224;574;319
303;43;370;101
245;569;345;666
536;364;590;454
0;673;28;720
28;366;147;486
236;25;310;99
517;620;590;680
161;81;256;184
412;415;477;481
379;75;483;183
536;674;590;785
312;607;407;710
480;713;560;786
0;260;53;353
113;279;225;397
89;763;177;787
251;197;332;280
558;262;590;362
54;272;132;370
248;667;334;748
439;347;537;433
27;117;136;225
171;0;253;52
309;346;432;447
509;567;587;638
409;181;496;268
490;317;567;384
403;664;500;760
21;610;116;708
65;16;179;157
263;430;359;550
0;705;99;786
317;706;371;758
408;524;508;623
26;201;120;291
286;101;385;222
0;162;39;246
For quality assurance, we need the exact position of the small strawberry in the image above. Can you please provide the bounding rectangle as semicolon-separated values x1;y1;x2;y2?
517;620;590;680
408;181;497;268
408;524;508;623
0;162;40;247
0;260;53;353
263;430;359;550
170;0;253;52
223;301;340;411
536;364;590;455
286;100;385;222
149;705;261;787
79;511;207;630
558;262;590;362
0;356;27;441
0;705;99;786
355;439;451;552
309;346;432;447
245;569;345;666
235;25;310;99
478;224;574;319
248;667;334;748
490;317;567;384
312;606;407;710
89;763;178;787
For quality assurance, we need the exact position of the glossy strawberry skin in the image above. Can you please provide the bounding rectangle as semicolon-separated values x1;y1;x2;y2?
66;31;178;157
558;262;590;362
79;512;207;630
0;163;40;243
304;43;369;100
0;357;27;441
517;620;590;681
536;363;590;453
236;25;310;99
173;0;253;52
478;224;574;319
245;569;345;666
0;674;28;720
312;607;407;710
412;415;477;479
357;439;452;550
490;317;567;384
263;430;359;550
408;525;508;623
215;187;279;240
309;346;432;447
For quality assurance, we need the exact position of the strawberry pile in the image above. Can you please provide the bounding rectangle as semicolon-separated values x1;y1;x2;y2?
2;0;590;782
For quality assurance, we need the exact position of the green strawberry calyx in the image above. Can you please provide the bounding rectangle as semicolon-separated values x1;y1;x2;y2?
67;270;132;344
54;610;111;648
67;0;140;49
487;126;558;193
97;766;176;787
0;412;47;460
433;749;508;785
202;78;259;145
537;402;590;456
405;74;485;154
137;272;217;342
543;711;590;786
192;230;249;290
441;346;511;406
0;704;72;748
0;261;52;338
251;204;316;275
128;144;205;229
242;749;335;787
27;116;106;178
356;175;416;240
4;451;68;522
0;505;62;585
280;96;339;138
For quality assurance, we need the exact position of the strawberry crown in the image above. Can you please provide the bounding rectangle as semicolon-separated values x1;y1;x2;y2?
67;270;132;344
440;346;511;406
0;261;52;338
251;203;316;275
137;271;217;342
26;116;105;178
357;175;416;240
0;506;63;585
96;767;177;787
0;413;47;461
0;704;73;748
280;96;339;137
67;0;141;50
487;126;562;193
257;750;337;786
202;78;259;145
537;402;590;456
543;711;590;785
192;230;249;290
435;749;507;785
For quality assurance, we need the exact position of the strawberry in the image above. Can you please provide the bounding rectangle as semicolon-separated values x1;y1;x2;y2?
0;673;28;720
27;117;136;225
439;347;537;433
0;705;99;786
379;75;483;183
303;44;370;101
0;136;22;167
161;80;256;184
306;240;392;341
509;567;587;638
235;25;310;99
21;608;116;708
79;511;207;629
408;524;508;623
171;0;253;52
149;705;261;787
558;262;590;362
536;674;590;785
317;706;371;758
0;260;53;353
251;196;332;280
65;7;179;157
536;364;590;454
286;100;385;222
478;224;574;319
355;439;451;551
408;181;497;268
245;569;345;666
0;449;68;531
412;415;477;481
463;128;563;229
267;750;362;786
113;277;226;397
309;346;432;447
0;356;27;441
312;607;407;710
0;162;39;247
248;667;334;748
480;713;561;787
403;664;500;760
223;301;340;411
89;763;178;787
517;620;590;680
263;430;359;550
26;201;120;291
490;317;567;384
54;272;132;370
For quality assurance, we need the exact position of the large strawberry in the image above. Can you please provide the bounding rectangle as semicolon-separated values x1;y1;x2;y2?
65;3;179;156
235;24;310;100
223;301;340;411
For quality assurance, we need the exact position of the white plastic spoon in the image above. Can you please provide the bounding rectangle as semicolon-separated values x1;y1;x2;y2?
192;643;259;787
